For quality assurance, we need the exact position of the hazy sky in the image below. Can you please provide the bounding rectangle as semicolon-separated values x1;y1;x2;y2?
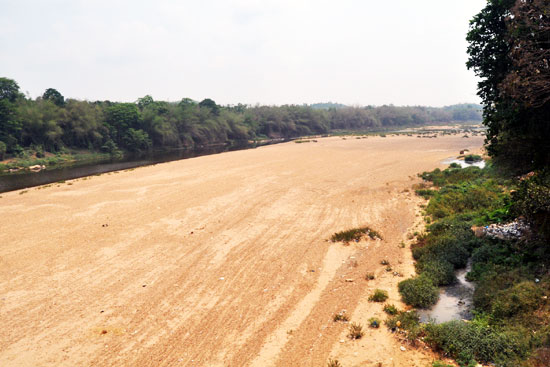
1;0;486;106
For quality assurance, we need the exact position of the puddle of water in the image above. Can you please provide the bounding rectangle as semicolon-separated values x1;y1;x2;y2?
418;262;474;324
441;157;485;169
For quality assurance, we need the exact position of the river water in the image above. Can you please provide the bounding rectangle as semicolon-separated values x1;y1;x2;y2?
0;141;281;193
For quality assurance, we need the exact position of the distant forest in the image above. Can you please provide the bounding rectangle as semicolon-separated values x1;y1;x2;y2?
0;77;481;157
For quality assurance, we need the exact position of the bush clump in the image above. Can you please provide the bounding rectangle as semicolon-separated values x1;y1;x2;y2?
416;259;457;286
398;276;439;308
368;289;389;302
424;320;526;366
383;304;398;315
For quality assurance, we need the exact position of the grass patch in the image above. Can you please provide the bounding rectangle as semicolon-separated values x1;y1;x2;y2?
368;289;389;302
383;304;398;315
348;323;364;339
330;226;381;243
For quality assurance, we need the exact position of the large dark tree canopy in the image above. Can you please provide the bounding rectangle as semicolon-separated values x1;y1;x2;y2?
467;0;550;171
0;77;22;150
42;88;65;107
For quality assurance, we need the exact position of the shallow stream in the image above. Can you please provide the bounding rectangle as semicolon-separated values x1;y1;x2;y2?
418;262;475;324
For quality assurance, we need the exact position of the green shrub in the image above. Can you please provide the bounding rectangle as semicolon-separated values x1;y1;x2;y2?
511;171;550;238
416;188;436;199
490;281;543;319
398;275;439;308
369;289;389;302
432;361;454;367
417;259;457;286
385;310;420;330
383;304;398;315
424;320;524;365
0;141;6;160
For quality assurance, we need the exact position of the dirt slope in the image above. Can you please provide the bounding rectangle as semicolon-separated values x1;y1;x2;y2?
0;135;483;366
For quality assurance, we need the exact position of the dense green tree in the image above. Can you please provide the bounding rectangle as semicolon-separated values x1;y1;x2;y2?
0;77;22;151
198;98;220;115
104;103;141;146
19;99;64;151
123;128;152;152
42;88;65;107
0;141;6;160
466;0;550;171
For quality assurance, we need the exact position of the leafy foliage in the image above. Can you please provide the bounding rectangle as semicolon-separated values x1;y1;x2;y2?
398;275;439;308
467;0;550;171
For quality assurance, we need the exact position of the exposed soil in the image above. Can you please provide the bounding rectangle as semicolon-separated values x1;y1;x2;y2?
0;134;483;366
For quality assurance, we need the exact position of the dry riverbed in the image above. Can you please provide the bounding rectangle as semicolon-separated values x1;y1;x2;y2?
0;134;483;366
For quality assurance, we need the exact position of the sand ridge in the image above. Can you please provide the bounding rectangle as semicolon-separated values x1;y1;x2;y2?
0;135;483;366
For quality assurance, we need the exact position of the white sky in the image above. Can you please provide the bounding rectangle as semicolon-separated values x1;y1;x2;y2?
0;0;486;106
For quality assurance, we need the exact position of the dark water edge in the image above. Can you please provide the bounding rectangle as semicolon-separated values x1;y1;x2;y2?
0;140;285;193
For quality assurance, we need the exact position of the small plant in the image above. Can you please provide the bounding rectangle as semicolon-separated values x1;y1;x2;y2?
399;241;406;248
432;361;454;367
383;304;398;315
380;259;390;265
348;323;364;339
327;358;342;367
333;312;349;322
365;272;375;280
385;266;392;272
369;289;389;302
368;317;381;328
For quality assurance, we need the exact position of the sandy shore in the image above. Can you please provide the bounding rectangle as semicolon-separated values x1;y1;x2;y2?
0;135;483;366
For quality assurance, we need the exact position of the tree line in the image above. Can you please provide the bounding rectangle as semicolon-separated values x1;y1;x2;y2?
0;77;481;159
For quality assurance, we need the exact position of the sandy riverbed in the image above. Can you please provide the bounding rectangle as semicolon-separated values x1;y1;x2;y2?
0;134;483;366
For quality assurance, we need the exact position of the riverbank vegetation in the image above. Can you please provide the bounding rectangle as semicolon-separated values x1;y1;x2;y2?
392;1;550;361
395;8;550;355
0;76;481;172
393;165;549;366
